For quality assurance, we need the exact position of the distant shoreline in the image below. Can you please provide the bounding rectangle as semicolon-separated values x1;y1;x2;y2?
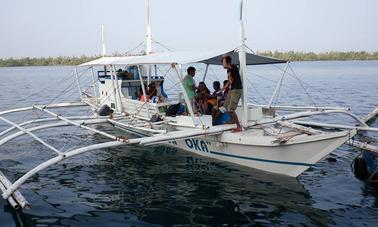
257;51;378;62
1;51;378;67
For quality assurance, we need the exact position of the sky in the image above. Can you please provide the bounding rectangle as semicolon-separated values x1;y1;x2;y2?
1;0;377;58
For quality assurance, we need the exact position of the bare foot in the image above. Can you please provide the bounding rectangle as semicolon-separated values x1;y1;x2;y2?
232;127;243;133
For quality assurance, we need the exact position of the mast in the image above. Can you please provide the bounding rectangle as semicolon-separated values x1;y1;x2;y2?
101;24;107;78
101;24;106;57
146;0;152;84
238;0;248;127
146;0;152;55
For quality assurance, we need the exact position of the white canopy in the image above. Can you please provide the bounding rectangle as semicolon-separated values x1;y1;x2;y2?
80;50;286;67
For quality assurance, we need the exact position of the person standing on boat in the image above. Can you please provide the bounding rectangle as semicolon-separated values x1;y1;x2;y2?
183;66;197;111
220;55;243;131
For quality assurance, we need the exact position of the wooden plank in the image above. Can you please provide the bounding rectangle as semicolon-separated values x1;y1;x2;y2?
277;121;322;135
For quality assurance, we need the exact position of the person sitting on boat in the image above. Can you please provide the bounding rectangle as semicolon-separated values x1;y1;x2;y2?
221;80;230;100
212;80;227;121
183;66;197;111
196;82;211;114
138;84;149;102
220;55;243;132
117;69;122;75
207;81;222;114
147;82;161;103
214;79;230;109
116;68;128;78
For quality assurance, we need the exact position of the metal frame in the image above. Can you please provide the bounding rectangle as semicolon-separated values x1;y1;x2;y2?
0;101;238;209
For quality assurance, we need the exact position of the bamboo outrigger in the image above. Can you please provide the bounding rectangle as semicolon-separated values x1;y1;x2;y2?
1;0;377;209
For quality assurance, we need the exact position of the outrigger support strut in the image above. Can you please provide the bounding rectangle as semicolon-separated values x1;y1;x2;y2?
0;100;238;209
1;139;142;201
0;102;95;209
33;104;119;141
248;109;369;128
0;116;62;155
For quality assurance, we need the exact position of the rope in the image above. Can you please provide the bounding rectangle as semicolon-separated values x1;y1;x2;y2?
286;65;340;107
152;39;175;52
124;41;145;55
245;75;267;103
245;45;256;54
58;88;119;152
287;65;318;107
11;67;91;129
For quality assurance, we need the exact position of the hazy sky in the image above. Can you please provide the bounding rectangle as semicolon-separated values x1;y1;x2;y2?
1;0;377;58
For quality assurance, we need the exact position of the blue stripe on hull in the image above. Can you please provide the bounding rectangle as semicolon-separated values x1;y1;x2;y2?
210;151;312;167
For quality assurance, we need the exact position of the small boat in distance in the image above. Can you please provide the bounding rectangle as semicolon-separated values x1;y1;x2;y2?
0;0;377;209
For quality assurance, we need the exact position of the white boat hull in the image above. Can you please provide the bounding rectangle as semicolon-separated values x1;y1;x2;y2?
166;130;352;177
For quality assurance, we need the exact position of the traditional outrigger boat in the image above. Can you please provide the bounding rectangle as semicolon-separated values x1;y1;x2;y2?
1;0;377;209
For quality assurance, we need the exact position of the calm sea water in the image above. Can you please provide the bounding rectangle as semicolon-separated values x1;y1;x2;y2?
0;61;377;226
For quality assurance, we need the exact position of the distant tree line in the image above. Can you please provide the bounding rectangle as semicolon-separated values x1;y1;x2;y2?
257;51;378;61
1;51;378;67
0;56;98;67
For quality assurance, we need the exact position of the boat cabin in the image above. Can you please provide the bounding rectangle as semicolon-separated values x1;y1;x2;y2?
97;66;165;102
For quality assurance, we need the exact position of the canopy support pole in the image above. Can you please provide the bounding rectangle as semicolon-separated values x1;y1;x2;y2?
172;64;197;126
90;67;98;97
108;65;119;112
201;64;210;82
137;65;151;119
74;67;83;101
267;62;290;109
154;65;158;77
111;65;124;113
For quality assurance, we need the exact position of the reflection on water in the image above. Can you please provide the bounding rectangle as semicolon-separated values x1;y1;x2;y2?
2;146;332;226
